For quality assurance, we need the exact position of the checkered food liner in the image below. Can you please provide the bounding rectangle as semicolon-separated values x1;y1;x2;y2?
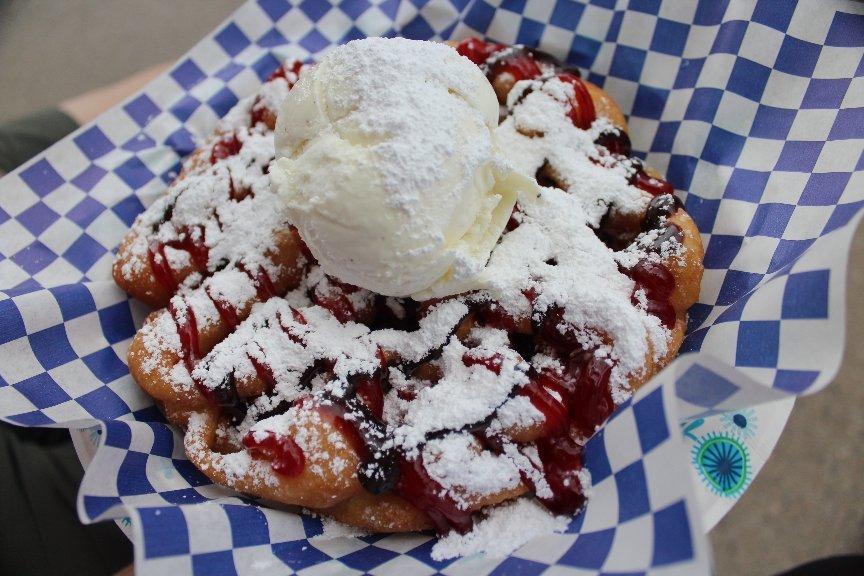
1;1;862;574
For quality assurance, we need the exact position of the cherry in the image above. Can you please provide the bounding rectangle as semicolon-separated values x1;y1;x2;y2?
267;60;304;86
455;37;504;65
629;160;674;197
643;193;682;231
626;260;675;299
490;51;543;84
243;431;306;477
566;352;615;438
397;457;473;535
594;129;632;157
210;134;243;163
312;276;361;324
534;435;587;515
538;306;581;351
462;352;504;375
354;374;385;420
556;72;596;130
249;99;273;128
480;302;522;332
651;223;683;251
519;373;570;437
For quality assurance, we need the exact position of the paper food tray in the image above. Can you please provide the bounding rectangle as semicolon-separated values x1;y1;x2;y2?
1;1;862;574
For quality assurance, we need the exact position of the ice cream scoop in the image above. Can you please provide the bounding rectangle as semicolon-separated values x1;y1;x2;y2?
270;37;535;299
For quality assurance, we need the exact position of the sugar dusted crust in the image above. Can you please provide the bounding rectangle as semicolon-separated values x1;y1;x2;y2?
115;40;704;549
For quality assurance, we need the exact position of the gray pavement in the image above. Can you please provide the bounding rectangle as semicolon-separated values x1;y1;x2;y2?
0;1;861;574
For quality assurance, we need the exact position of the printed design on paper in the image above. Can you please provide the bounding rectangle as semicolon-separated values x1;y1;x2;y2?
691;432;752;498
720;408;758;439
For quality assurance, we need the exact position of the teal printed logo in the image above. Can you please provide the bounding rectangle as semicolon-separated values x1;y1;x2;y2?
681;414;754;498
720;408;758;439
692;433;752;498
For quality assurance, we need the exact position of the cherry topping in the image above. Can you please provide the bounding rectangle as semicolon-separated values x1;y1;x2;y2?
566;351;615;439
244;265;278;301
461;352;504;375
556;73;596;130
479;302;523;332
210;373;247;423
249;101;272;128
626;260;675;299
643;194;683;231
624;260;677;328
455;37;504;65
267;60;304;85
519;375;569;436
397;456;474;535
243;431;306;477
538;306;581;351
505;206;522;231
490;51;543;84
534;435;587;515
594;129;632;157
354;374;385;420
210;134;243;163
312;276;362;324
629;160;674;197
250;355;277;390
651;223;683;252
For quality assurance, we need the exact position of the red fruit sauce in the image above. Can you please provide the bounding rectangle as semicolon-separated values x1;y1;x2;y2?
243;431;306;476
455;37;504;65
210;134;243;164
397;456;474;535
556;72;596;130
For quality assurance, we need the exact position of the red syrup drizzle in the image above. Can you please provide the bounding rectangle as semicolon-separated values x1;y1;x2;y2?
147;226;210;292
312;276;362;324
250;100;271;128
168;299;201;373
461;352;504;374
459;347;598;516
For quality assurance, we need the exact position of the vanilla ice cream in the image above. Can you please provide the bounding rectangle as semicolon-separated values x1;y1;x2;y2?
270;37;535;299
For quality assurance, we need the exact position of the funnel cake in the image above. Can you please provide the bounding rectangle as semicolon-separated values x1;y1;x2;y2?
116;40;704;538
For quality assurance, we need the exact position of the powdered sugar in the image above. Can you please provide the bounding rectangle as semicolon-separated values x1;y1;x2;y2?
130;42;691;552
422;433;522;509
392;328;530;451
497;78;649;226
431;498;570;560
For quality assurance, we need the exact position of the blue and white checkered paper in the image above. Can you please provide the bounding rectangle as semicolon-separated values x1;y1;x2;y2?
1;0;862;574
